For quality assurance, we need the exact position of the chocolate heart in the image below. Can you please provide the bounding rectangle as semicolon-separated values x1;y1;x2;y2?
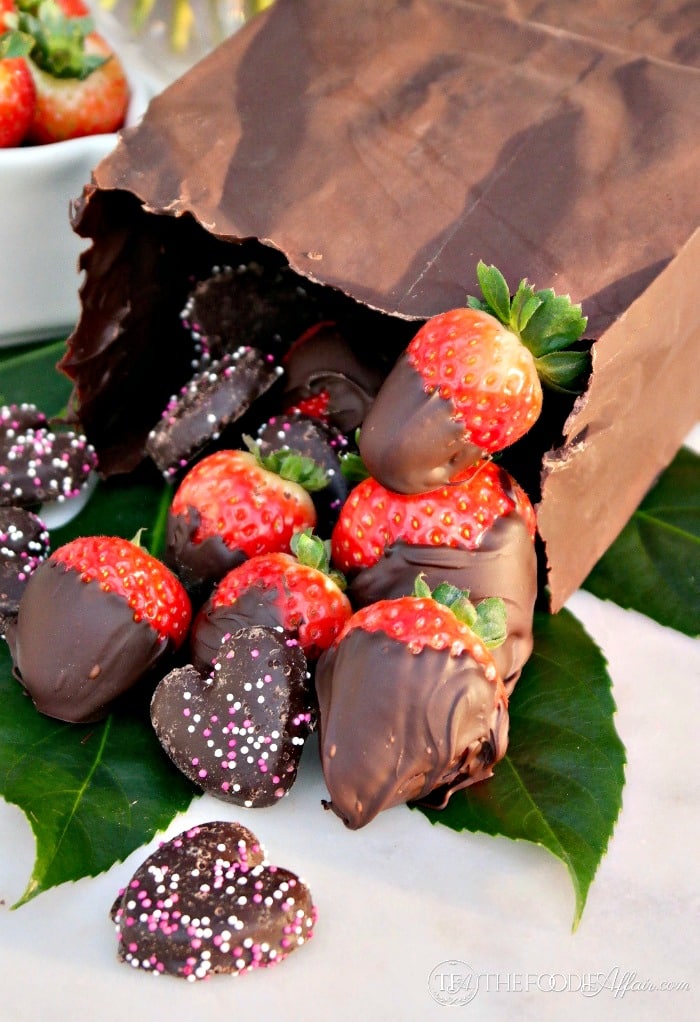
145;346;282;479
111;820;317;980
151;625;314;807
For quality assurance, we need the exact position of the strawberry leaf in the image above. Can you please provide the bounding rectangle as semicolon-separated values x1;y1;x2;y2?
0;638;197;907
475;260;511;324
467;263;588;392
416;608;625;928
583;445;700;637
521;293;588;357
535;349;591;393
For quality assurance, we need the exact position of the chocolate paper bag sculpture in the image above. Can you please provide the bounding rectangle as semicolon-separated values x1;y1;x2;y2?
63;0;700;610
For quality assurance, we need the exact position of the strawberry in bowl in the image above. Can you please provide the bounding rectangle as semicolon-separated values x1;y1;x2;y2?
0;0;151;344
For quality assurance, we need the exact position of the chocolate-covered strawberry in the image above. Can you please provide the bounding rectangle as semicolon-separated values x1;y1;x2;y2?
282;320;385;433
360;262;588;493
111;820;317;980
5;535;191;722
151;625;314;807
332;459;537;691
166;442;328;596
191;530;352;674
316;577;510;829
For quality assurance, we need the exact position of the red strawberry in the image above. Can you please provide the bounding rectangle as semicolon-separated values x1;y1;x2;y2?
332;459;535;574
316;577;509;828
5;534;192;722
0;30;36;147
0;0;18;31
166;444;328;594
331;459;537;692
285;388;331;423
359;262;588;493
53;0;90;14
10;2;129;144
191;529;352;670
27;30;129;143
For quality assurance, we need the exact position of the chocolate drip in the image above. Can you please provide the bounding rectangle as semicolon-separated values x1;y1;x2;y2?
316;630;509;829
5;560;170;722
348;515;537;693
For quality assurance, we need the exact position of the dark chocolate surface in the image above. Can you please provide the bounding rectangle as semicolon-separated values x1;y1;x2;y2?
283;321;385;432
111;820;316;980
5;559;170;722
151;626;313;807
316;627;509;829
65;0;700;605
0;506;50;633
0;403;97;508
349;516;537;694
165;503;248;598
359;352;484;493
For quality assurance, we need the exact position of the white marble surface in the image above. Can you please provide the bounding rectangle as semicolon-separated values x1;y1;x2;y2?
1;583;698;1022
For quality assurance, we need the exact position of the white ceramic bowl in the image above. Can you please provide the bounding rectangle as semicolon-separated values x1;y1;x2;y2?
0;73;152;347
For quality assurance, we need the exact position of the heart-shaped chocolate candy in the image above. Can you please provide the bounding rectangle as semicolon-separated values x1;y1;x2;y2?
151;625;314;807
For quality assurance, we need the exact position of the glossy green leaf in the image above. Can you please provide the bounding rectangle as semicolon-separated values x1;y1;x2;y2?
0;641;197;907
417;609;625;929
0;339;72;415
583;446;700;638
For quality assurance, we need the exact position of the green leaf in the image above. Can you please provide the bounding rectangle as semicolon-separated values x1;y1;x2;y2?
521;293;588;357
475;260;511;324
416;609;625;928
0;641;197;907
583;446;700;637
535;349;591;393
0;339;72;415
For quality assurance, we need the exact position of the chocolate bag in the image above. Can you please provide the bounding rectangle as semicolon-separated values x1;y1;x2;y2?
63;0;700;610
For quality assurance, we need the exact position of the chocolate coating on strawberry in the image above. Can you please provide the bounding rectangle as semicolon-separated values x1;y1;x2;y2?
283;321;385;433
190;544;352;673
111;820;317;980
166;448;320;597
151;626;314;807
5;536;191;722
349;516;536;693
0;506;50;633
359;351;484;493
145;347;282;478
6;563;171;722
0;403;97;508
316;600;509;829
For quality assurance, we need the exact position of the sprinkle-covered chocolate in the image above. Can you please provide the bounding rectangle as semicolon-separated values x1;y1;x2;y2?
145;346;283;478
181;260;326;367
0;506;50;633
0;403;97;508
151;626;314;807
111;820;317;981
256;413;349;533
